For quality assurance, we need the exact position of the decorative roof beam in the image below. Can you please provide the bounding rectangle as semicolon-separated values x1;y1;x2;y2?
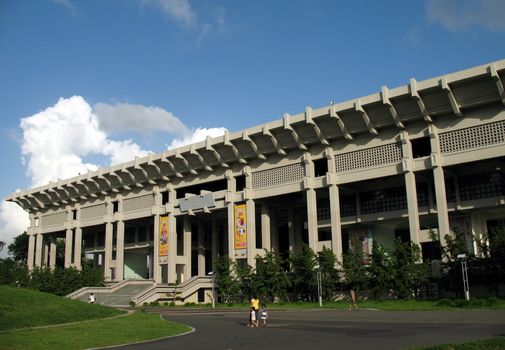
439;77;462;117
148;154;169;181
191;145;213;171
305;106;329;145
329;103;352;140
115;168;133;190
283;113;307;150
381;86;405;129
175;150;198;175
27;194;45;209
59;184;79;202
262;125;286;155
134;157;157;185
85;175;102;196
224;130;247;164
354;100;378;135
205;136;229;168
489;64;505;105
242;130;266;160
80;179;97;198
160;155;183;178
409;78;432;123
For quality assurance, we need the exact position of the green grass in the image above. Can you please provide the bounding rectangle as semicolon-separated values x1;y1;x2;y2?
412;337;505;349
0;286;124;331
0;312;191;350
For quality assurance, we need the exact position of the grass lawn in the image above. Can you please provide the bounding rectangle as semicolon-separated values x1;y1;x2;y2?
413;337;505;350
0;312;191;350
0;286;124;331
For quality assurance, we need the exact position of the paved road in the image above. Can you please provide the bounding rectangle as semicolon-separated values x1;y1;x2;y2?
111;308;505;350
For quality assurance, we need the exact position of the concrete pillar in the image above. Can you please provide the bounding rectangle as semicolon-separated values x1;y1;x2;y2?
49;238;57;270
116;221;124;280
271;209;279;252
304;153;318;251
153;214;161;283
64;229;73;268
168;213;177;283
183;215;192;281
429;125;450;246
211;219;218;270
226;171;236;260
34;234;43;268
73;227;82;270
244;166;256;267
288;207;295;252
261;203;271;251
42;238;49;267
401;132;420;245
197;221;205;276
27;234;35;270
329;184;343;262
104;222;113;281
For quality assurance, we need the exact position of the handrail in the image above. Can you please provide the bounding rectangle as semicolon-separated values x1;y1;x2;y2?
66;279;154;299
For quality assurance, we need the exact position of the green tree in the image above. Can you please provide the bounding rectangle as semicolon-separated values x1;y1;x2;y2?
290;244;318;301
318;246;339;300
214;255;239;303
392;238;426;299
369;240;392;299
341;237;368;293
0;241;5;252
234;260;255;303
255;250;291;303
8;232;28;263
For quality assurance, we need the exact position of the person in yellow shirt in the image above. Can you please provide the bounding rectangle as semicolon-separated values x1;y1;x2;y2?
249;296;260;327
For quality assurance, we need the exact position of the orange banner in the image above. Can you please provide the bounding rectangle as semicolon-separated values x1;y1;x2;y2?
234;204;247;250
159;216;169;256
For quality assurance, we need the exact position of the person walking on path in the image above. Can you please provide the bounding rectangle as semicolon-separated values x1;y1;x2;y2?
88;293;96;304
348;288;359;311
260;304;269;327
250;307;259;328
249;296;260;326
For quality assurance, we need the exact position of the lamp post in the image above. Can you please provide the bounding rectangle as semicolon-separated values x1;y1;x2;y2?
457;254;470;301
314;265;322;307
208;271;216;308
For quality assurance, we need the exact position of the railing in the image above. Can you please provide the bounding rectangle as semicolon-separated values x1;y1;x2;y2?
132;276;212;305
66;279;154;299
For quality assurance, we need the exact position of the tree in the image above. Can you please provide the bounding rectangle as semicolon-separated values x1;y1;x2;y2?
392;238;426;299
318;246;339;300
341;237;368;293
255;250;291;303
8;232;28;263
0;241;5;252
369;240;393;299
234;260;256;303
290;244;318;301
214;255;239;303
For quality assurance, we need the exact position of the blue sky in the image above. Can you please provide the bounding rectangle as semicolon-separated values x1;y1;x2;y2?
1;0;504;253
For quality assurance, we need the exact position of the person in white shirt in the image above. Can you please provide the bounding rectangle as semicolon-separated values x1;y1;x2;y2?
88;293;96;304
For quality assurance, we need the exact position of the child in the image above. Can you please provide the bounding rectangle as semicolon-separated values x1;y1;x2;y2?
250;307;259;328
348;288;359;311
260;304;268;327
88;293;96;304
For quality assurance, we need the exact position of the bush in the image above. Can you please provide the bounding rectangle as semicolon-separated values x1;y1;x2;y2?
129;301;136;307
169;302;175;307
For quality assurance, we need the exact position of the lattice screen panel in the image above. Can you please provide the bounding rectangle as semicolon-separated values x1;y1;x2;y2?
335;142;402;173
252;162;305;189
439;120;505;154
40;211;66;227
123;194;154;212
81;204;106;220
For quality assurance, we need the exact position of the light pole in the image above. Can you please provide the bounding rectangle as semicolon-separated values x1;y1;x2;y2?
208;271;216;308
457;254;470;301
314;265;322;307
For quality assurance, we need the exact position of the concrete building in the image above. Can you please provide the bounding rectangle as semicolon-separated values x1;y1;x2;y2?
6;59;505;302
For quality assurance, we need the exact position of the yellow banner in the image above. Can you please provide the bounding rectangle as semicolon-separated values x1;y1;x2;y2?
159;216;169;256
234;204;247;250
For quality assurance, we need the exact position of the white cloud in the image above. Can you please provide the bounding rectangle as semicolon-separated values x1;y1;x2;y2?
167;127;227;149
103;140;151;165
0;201;29;259
143;0;197;28
94;102;188;135
50;0;77;15
426;0;505;32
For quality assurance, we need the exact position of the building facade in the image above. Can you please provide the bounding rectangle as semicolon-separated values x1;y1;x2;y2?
7;60;505;287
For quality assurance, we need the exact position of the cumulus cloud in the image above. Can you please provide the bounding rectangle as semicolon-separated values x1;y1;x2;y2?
167;127;227;149
0;202;29;259
94;102;188;135
426;0;505;32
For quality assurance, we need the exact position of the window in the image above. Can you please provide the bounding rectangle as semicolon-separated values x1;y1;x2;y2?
411;137;431;158
112;201;119;213
161;191;169;205
235;175;246;192
314;158;328;177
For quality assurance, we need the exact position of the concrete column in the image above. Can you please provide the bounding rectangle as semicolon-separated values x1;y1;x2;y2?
42;238;49;267
304;153;318;251
34;234;43;268
183;215;192;281
153;214;161;283
116;221;124;280
168;213;177;283
64;229;73;268
288;208;295;252
226;171;236;260
197;221;206;276
211;219;218;270
271;209;279;252
49;238;57;270
27;234;35;270
261;203;271;251
104;222;113;281
429;125;450;246
329;184;343;263
73;227;82;270
401;132;420;245
246;198;256;267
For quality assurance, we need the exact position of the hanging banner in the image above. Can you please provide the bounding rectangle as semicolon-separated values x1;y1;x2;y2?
159;216;169;257
234;204;247;250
